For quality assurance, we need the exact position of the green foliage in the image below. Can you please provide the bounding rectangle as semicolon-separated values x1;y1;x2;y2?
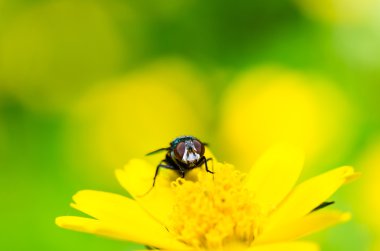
1;0;378;250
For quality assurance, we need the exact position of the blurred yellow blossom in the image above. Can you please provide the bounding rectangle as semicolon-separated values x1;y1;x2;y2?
65;59;212;182
359;136;380;251
219;67;356;169
57;145;357;250
295;0;379;24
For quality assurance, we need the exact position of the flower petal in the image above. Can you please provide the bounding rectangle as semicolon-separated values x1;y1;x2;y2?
248;242;319;251
256;211;350;244
70;190;163;229
245;144;304;210
116;158;177;225
266;166;358;228
56;216;190;251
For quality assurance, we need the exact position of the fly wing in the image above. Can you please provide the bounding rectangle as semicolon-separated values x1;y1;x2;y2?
146;147;170;156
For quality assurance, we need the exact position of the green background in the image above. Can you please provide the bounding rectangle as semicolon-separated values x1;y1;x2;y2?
1;0;379;250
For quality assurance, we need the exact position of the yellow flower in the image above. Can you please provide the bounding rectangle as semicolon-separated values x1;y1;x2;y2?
56;145;358;251
218;66;355;170
295;0;377;24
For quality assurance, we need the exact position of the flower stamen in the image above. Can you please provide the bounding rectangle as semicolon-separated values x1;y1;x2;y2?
169;164;266;250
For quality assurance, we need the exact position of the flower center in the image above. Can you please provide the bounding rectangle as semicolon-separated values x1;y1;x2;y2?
169;164;266;250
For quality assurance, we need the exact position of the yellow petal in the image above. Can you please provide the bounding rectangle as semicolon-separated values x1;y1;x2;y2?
256;211;350;244
116;159;177;225
56;216;190;251
245;144;304;210
70;190;163;230
267;166;358;228
248;241;319;251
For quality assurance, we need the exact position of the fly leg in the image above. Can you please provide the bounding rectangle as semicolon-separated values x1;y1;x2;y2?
138;161;175;197
204;156;214;181
198;156;214;182
152;161;175;187
177;166;186;178
200;156;214;174
206;157;214;174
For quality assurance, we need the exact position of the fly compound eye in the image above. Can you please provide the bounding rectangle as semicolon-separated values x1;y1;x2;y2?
174;141;186;160
193;139;205;156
